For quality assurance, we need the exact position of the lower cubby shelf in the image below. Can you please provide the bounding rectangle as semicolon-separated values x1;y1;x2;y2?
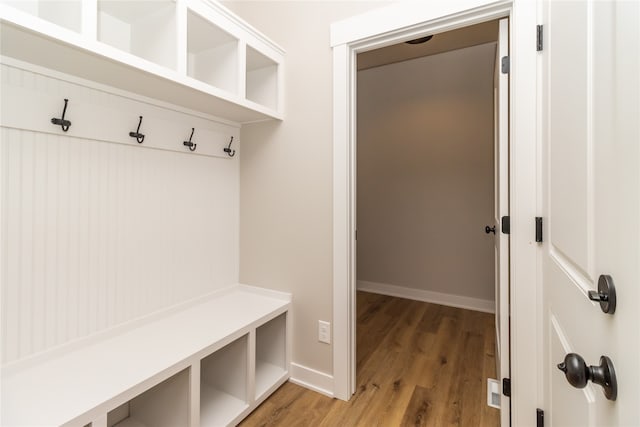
108;368;190;427
1;285;290;427
255;313;287;399
255;361;287;399
200;384;249;426
200;335;250;426
112;419;146;427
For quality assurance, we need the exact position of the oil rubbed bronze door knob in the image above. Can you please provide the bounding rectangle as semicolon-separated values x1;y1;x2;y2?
557;353;617;401
485;225;496;234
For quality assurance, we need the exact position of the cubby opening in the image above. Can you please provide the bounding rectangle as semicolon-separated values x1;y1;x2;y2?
186;10;238;94
97;0;176;70
200;335;249;426
255;313;287;399
246;46;278;110
1;0;82;32
107;368;190;427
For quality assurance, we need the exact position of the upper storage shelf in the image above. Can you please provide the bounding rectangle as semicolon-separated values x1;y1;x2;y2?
187;9;238;94
98;1;178;71
246;46;278;111
0;0;284;124
2;0;82;32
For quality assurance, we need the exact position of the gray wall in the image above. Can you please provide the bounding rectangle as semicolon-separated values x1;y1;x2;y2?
357;43;496;302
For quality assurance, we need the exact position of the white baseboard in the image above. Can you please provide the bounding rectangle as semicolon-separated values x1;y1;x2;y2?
289;362;334;398
357;280;495;313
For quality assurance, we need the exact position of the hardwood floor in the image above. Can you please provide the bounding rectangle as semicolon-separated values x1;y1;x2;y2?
240;291;500;426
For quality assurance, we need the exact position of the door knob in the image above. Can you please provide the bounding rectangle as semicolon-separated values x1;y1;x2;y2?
588;275;616;314
557;353;617;400
485;225;496;234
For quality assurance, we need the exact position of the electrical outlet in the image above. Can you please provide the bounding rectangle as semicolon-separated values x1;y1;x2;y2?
318;320;331;344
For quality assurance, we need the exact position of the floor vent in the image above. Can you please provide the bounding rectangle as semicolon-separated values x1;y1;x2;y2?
487;378;501;409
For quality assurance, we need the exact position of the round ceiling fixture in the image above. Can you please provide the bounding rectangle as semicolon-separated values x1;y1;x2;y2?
405;35;433;45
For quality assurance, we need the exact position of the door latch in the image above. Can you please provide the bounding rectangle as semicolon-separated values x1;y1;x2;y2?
501;216;510;234
502;378;511;397
535;217;543;242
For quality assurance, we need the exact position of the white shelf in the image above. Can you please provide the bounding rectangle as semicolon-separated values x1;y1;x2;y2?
200;335;249;426
200;383;250;427
0;0;81;33
113;418;147;427
0;0;284;123
255;312;287;399
187;9;238;94
107;368;190;427
246;45;278;111
1;285;290;427
98;0;177;70
255;361;287;399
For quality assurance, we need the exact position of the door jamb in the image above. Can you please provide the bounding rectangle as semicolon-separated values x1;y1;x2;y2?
331;1;540;426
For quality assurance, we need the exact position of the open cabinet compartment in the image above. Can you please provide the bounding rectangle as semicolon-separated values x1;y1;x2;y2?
246;45;278;110
106;368;190;427
200;335;249;426
1;0;82;32
186;9;239;94
97;0;177;70
255;313;287;399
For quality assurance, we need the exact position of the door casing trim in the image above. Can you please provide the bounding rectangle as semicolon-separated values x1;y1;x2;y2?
331;1;540;426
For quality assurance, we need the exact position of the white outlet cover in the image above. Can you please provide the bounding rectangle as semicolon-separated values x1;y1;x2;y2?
318;320;331;344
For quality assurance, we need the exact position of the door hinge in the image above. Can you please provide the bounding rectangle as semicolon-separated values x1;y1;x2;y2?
537;408;544;427
501;56;510;74
535;217;543;243
355;230;358;241
537;25;544;51
501;216;510;234
502;378;511;397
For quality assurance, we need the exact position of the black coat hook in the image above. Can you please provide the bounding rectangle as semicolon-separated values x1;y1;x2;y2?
129;116;145;143
183;128;197;152
223;136;235;157
51;98;71;132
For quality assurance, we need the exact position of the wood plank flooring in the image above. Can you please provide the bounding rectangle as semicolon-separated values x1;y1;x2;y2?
240;291;500;426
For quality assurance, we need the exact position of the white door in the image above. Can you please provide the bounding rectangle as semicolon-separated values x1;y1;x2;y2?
493;17;511;427
541;1;639;425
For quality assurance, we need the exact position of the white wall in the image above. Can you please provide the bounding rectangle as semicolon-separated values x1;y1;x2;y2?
356;43;496;305
1;61;239;364
221;1;392;376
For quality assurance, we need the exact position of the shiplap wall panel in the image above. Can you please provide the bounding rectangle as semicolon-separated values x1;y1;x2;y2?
1;63;240;364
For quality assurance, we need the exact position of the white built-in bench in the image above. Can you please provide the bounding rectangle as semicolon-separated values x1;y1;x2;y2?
1;285;291;427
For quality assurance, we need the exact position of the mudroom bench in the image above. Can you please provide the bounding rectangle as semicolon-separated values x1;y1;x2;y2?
1;285;291;427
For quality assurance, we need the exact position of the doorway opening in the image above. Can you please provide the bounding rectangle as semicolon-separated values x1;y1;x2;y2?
352;18;510;425
331;2;540;423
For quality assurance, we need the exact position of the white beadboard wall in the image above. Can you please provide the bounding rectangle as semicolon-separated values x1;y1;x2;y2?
0;60;240;365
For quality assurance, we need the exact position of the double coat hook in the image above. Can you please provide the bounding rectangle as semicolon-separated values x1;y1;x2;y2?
183;128;197;152
48;104;230;158
51;98;71;131
129;116;145;143
223;136;235;157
